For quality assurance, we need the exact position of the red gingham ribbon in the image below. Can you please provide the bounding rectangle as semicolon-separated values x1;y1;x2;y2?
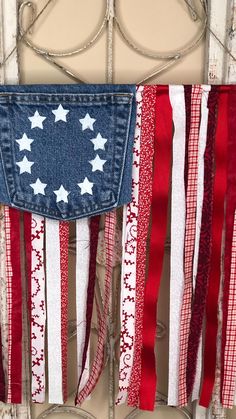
178;85;202;406
127;85;156;407
139;86;172;411
200;88;229;407
5;207;22;404
75;210;116;405
59;221;69;402
222;210;236;407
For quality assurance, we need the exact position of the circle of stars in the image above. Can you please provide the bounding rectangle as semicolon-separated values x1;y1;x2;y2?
15;105;109;203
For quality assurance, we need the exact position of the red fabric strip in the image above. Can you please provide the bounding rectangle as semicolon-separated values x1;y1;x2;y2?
127;85;157;407
23;212;32;329
77;215;100;387
200;88;229;407
59;221;69;402
186;88;218;398
139;86;172;411
221;86;236;402
9;208;22;404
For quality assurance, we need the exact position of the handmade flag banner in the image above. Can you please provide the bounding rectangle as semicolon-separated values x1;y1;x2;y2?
0;84;236;413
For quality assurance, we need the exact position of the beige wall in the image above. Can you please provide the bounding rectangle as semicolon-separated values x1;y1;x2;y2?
20;1;206;418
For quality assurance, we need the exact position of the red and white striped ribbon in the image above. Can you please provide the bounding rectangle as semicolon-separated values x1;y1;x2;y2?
116;85;144;405
46;218;69;404
222;210;236;407
0;206;7;401
5;207;22;404
75;210;116;405
30;215;46;403
178;85;202;406
4;206;13;403
75;218;91;391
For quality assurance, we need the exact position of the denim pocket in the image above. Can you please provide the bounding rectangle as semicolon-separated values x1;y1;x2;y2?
0;85;136;220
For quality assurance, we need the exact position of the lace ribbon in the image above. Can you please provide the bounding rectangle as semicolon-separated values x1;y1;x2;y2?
116;85;144;405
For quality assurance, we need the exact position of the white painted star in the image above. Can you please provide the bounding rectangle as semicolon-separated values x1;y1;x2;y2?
30;178;47;195
79;113;96;131
52;104;69;122
16;156;34;174
16;133;34;151
78;177;94;195
53;185;70;203
89;154;107;172
90;133;108;150
28;110;46;129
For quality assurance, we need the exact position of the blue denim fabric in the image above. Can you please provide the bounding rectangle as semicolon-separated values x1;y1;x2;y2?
0;84;136;220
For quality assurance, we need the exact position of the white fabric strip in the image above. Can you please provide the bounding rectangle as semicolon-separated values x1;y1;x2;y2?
31;215;46;403
45;218;63;404
116;85;144;405
192;86;211;401
168;85;186;406
75;218;91;391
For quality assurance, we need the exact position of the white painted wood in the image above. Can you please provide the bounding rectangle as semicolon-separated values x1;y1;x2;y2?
1;0;19;84
224;0;236;82
205;0;228;83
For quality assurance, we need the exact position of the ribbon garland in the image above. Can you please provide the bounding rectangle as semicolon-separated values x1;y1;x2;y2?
139;85;172;411
200;87;229;407
1;85;236;411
